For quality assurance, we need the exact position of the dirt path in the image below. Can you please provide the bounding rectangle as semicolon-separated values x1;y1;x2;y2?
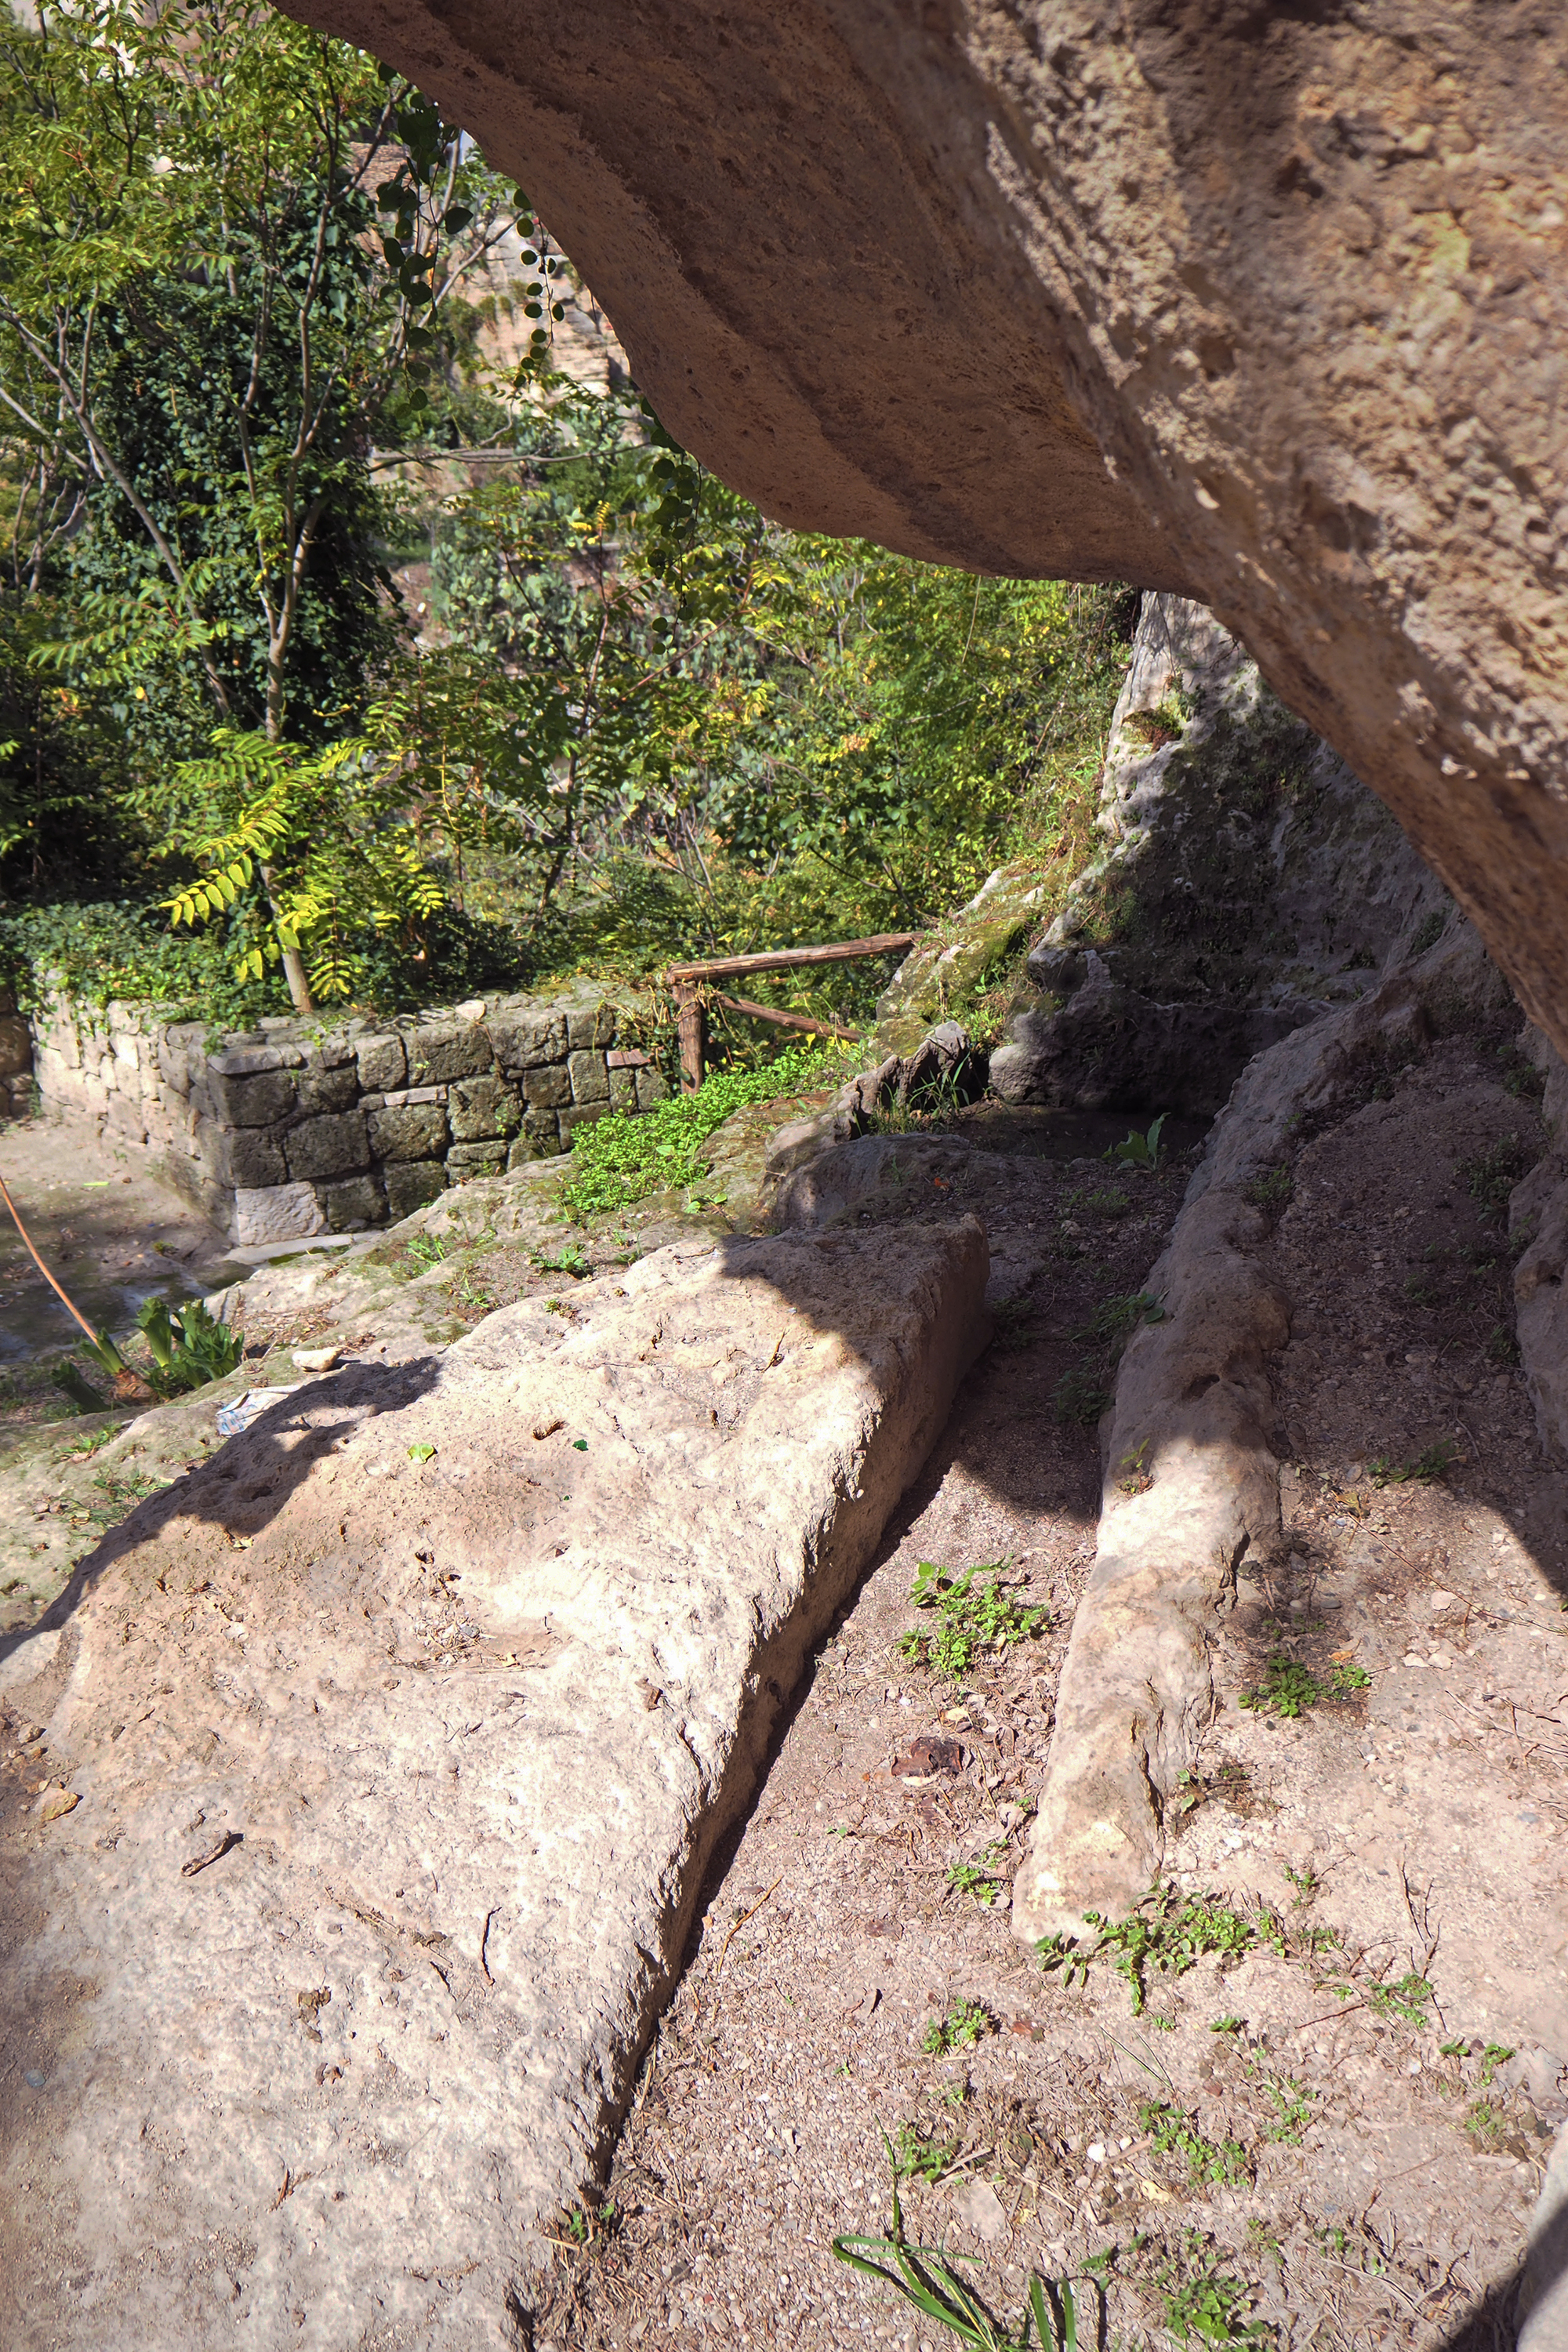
0;1114;235;1413
528;1058;1563;2352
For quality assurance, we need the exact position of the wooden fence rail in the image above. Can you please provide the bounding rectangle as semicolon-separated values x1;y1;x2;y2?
666;931;916;1089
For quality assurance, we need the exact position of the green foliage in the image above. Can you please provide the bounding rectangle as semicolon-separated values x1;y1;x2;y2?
1138;2102;1250;2188
898;1559;1047;1682
1457;1133;1529;1220
891;2122;957;2184
833;2136;1087;2351
1258;2076;1312;2143
1365;1440;1457;1487
1053;1292;1164;1428
561;1043;839;1220
1243;1166;1293;1209
0;897;275;1023
920;2001;994;2057
135;1297;244;1396
1051;1364;1112;1427
1160;2267;1273;2345
1107;1112;1167;1170
946;1848;1009;1907
1038;1889;1267;2016
1365;1972;1433;2027
1238;1654;1370;1718
0;8;1139;1029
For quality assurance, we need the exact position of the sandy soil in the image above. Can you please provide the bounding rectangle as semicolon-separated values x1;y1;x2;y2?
0;1113;236;1419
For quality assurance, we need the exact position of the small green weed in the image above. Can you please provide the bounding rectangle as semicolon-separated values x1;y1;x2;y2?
1209;2016;1243;2036
1243;1167;1293;1209
405;1233;448;1270
891;2121;956;2184
1238;1654;1370;1717
1479;2042;1516;2087
59;1421;127;1461
1116;1439;1152;1494
1467;2100;1507;2147
899;1560;1047;1682
1410;908;1448;955
1367;1439;1457;1486
1457;1133;1529;1220
1258;2076;1312;2143
1162;2270;1273;2345
1075;1290;1166;1349
1107;1112;1167;1171
1402;1274;1437;1307
1051;1364;1112;1426
553;2196;619;2251
834;2136;1088;2350
531;1240;592;1279
1139;2101;1250;2188
1084;1185;1131;1219
921;2000;994;2056
947;1849;1008;1907
1054;1293;1165;1427
1366;1972;1433;2027
1039;1888;1266;2016
1486;1323;1521;1365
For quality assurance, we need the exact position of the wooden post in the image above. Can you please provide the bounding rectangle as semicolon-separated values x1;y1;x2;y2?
674;982;706;1091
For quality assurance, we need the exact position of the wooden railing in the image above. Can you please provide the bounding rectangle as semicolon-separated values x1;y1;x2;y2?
666;931;916;1089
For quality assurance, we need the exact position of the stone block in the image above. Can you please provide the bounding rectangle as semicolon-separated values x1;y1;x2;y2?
103;1096;149;1145
609;1068;638;1112
522;1063;572;1109
405;1026;493;1085
449;1075;523;1141
566;1001;617;1051
0;1012;32;1080
320;1174;386;1232
296;1058;360;1115
209;1041;305;1076
517;1110;564;1157
198;1116;288;1191
383;1160;447;1221
368;1102;448;1163
635;1066;671;1111
285;1109;370;1183
559;1102;609;1137
111;1033;140;1072
382;1085;445;1108
356;1033;406;1093
233;1180;328;1246
489;1011;567;1070
447;1141;508;1180
211;1066;299;1127
568;1051;611;1105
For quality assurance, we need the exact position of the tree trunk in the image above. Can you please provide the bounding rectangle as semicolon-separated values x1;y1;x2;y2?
260;862;316;1015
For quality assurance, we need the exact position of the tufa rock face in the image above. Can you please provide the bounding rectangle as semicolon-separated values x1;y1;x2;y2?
0;1221;989;2347
989;593;1449;1114
277;0;1568;1062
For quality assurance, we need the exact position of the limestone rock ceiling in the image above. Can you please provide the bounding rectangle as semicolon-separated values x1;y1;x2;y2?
281;0;1568;1054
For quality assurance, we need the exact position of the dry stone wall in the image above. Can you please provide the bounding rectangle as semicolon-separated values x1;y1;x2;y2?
24;987;665;1245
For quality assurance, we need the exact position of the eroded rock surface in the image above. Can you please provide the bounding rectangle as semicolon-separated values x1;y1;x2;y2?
279;0;1568;1062
1014;912;1538;1937
0;1221;987;2350
990;593;1447;1113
